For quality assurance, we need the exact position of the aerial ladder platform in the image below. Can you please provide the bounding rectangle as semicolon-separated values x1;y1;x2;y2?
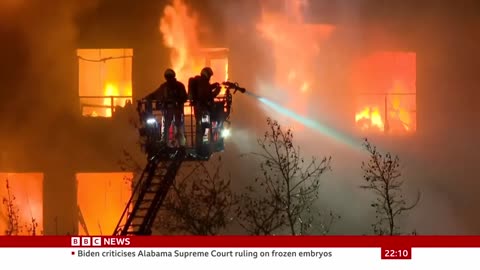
113;146;186;235
113;81;245;236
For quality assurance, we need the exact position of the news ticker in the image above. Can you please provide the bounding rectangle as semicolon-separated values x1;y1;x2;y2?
69;236;411;259
73;248;334;259
0;236;480;269
70;236;406;259
0;236;480;268
1;235;480;249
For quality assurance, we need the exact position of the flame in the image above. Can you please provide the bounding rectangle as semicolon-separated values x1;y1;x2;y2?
352;52;416;133
159;0;229;116
159;0;205;116
77;48;133;118
257;0;335;130
390;99;411;131
90;82;131;117
159;0;203;84
388;81;413;131
102;83;131;117
355;107;384;131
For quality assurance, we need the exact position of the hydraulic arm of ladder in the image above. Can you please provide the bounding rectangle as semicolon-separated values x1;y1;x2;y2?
113;147;186;235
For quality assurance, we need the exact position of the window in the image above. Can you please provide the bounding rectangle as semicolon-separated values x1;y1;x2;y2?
77;49;133;117
0;173;43;235
76;172;132;235
352;51;417;134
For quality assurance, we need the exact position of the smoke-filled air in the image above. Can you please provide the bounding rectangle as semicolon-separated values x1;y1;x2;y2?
0;0;479;236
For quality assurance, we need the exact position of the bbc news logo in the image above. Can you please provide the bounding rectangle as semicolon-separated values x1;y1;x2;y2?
71;237;131;247
71;237;101;246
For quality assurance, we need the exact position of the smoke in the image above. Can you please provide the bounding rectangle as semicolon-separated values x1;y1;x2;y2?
0;0;99;136
203;0;480;235
1;0;478;235
0;0;106;235
204;0;372;233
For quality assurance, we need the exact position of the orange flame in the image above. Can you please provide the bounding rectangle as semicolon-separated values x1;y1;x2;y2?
103;82;131;117
159;0;229;116
355;107;384;131
352;52;416;133
159;0;204;84
77;49;133;118
159;0;204;116
257;0;335;130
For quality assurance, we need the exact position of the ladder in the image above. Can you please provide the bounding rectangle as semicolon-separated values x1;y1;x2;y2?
113;146;186;235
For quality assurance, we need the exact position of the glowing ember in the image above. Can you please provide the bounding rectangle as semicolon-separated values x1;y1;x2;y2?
352;52;416;133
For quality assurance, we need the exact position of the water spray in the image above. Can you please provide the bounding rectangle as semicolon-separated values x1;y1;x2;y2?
243;88;363;150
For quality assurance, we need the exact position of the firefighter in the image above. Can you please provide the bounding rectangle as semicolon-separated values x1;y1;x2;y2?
145;68;188;147
188;67;221;155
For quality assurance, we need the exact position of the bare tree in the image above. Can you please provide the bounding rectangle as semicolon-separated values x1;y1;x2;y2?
235;186;285;235
25;217;39;236
360;138;420;235
2;178;42;236
315;210;341;235
2;178;21;235
156;155;236;235
236;118;332;235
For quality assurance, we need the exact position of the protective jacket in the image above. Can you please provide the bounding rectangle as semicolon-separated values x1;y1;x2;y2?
188;76;220;106
146;79;188;108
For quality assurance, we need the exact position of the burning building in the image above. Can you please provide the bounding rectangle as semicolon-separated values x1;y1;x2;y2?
0;0;231;235
1;0;480;235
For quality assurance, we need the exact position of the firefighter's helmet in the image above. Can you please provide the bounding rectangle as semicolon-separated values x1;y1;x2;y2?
164;68;176;79
200;67;214;78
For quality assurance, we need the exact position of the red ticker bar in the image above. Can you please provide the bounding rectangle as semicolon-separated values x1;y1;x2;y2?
0;236;479;248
